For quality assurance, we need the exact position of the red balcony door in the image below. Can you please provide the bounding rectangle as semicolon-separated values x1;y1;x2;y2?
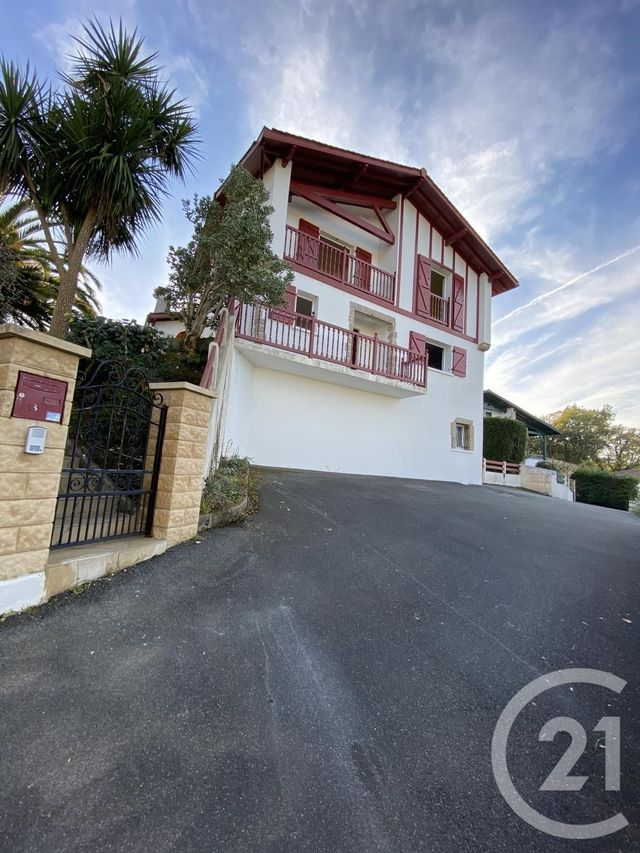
296;219;320;269
354;247;372;291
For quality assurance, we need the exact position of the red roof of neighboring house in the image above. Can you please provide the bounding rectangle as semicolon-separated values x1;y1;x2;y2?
238;127;518;295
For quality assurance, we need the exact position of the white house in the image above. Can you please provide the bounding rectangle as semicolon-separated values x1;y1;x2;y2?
150;128;518;484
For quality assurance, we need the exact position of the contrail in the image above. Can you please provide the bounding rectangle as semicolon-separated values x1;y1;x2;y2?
494;243;640;326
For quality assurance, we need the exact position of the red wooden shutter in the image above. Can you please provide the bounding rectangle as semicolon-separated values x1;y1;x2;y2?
452;346;467;377
408;331;427;356
297;219;320;269
452;273;465;332
414;255;431;318
270;284;297;324
354;247;372;291
406;332;428;382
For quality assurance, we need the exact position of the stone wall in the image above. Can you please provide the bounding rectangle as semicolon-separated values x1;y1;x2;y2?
0;325;90;613
0;329;217;616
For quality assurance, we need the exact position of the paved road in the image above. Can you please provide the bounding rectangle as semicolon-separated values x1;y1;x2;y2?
1;471;639;852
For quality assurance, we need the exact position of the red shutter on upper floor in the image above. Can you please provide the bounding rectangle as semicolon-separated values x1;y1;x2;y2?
452;346;467;377
299;218;319;238
297;219;320;269
269;284;297;324
452;273;465;333
354;247;372;291
414;255;432;318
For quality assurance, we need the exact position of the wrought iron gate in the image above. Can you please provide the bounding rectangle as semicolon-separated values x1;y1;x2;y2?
51;361;167;549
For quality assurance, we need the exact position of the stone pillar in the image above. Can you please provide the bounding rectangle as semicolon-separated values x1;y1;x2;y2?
148;382;217;548
0;325;90;614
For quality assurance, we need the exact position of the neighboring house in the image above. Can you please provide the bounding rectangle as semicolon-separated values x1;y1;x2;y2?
151;128;518;483
483;389;560;460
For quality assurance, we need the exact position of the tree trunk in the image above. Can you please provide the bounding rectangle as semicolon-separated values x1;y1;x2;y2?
49;269;79;339
48;212;96;339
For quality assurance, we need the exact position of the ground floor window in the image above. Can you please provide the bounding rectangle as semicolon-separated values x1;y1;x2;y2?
451;418;474;451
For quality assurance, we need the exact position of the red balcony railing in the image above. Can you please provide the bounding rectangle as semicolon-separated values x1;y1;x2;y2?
284;225;396;304
428;292;449;325
235;302;426;388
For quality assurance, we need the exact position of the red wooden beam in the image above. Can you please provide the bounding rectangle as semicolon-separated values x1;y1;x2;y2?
292;187;395;244
290;181;396;210
445;227;467;246
281;145;297;167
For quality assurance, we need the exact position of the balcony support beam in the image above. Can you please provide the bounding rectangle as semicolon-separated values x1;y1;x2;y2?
290;181;396;244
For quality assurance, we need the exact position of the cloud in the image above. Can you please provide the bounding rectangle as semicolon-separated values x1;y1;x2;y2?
194;0;632;243
487;298;640;425
495;243;640;329
486;245;640;425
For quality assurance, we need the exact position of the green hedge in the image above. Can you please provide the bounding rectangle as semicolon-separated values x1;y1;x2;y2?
574;470;638;511
483;417;528;463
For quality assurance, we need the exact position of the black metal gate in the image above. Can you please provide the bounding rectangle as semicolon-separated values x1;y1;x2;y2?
51;361;167;549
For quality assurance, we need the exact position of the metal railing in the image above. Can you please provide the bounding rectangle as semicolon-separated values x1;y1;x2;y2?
284;225;396;303
236;302;426;388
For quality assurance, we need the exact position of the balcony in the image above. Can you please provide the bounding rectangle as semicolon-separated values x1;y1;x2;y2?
283;225;396;303
428;292;449;325
235;302;427;397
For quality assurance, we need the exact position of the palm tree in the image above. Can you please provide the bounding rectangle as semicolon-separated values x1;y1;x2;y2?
0;197;101;328
0;19;197;337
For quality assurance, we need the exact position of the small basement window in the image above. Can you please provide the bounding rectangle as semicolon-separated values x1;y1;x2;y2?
426;342;444;371
452;419;474;451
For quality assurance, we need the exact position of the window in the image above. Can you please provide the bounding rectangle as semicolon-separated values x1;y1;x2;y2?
429;268;449;322
295;293;315;329
426;342;444;371
318;234;351;279
451;418;474;451
430;269;446;298
455;423;471;449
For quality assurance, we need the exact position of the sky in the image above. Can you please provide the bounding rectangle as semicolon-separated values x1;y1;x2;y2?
3;0;640;425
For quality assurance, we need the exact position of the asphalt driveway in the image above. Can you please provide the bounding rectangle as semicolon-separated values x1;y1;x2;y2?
1;470;639;852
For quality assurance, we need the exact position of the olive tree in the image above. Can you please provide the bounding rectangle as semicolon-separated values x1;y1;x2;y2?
155;165;294;351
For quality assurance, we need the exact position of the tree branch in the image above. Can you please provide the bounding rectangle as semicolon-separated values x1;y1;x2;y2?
19;165;65;272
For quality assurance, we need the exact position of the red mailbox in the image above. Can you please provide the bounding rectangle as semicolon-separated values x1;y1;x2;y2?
11;372;68;424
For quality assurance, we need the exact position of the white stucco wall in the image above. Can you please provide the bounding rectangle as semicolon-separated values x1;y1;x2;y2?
221;156;497;483
220;154;503;484
224;348;484;483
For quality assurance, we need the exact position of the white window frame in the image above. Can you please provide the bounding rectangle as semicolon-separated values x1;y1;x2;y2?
425;338;452;373
295;291;316;316
430;265;450;300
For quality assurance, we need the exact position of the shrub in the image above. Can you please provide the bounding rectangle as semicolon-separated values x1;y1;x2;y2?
574;469;638;511
67;315;207;383
201;456;250;514
483;417;528;463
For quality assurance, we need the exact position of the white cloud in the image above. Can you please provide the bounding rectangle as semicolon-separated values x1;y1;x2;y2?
486;247;640;426
487;300;640;426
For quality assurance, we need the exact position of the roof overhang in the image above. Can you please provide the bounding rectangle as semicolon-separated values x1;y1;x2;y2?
239;127;518;295
483;390;561;436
